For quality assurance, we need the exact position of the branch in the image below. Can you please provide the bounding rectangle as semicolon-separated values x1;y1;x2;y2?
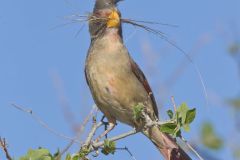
59;105;98;158
92;129;137;149
77;118;137;159
84;120;103;147
11;101;199;160
141;105;202;160
0;137;12;160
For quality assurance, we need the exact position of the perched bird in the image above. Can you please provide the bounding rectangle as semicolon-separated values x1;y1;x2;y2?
85;0;191;159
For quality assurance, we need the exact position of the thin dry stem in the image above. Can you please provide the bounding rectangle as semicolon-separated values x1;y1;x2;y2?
180;137;204;160
0;137;12;160
171;96;177;113
11;104;80;144
59;106;98;158
115;147;137;160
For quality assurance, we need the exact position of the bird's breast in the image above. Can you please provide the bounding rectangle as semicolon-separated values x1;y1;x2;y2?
86;34;130;95
85;33;146;126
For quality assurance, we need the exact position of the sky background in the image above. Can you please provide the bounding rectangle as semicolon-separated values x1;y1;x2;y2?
0;0;240;159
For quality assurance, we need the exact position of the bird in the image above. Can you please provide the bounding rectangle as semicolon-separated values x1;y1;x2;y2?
84;0;191;159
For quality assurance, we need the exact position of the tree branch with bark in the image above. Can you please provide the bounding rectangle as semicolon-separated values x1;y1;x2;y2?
6;100;203;160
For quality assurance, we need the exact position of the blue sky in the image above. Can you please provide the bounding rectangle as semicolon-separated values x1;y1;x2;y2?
0;0;240;159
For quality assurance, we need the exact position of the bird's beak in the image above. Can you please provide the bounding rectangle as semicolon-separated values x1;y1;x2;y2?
107;9;120;28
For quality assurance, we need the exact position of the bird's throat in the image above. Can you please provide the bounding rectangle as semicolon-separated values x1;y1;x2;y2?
107;10;120;28
104;28;122;42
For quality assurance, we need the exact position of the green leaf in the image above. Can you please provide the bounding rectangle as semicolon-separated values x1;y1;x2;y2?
201;123;223;150
20;148;52;160
52;149;61;159
177;103;189;125
228;98;240;109
183;124;190;132
159;122;178;134
167;110;174;119
101;139;116;155
185;108;196;124
72;154;80;160
133;103;144;121
79;147;90;159
233;148;240;159
174;129;182;137
161;103;196;136
65;154;71;160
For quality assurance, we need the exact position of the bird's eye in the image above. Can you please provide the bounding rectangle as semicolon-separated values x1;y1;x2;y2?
105;0;113;5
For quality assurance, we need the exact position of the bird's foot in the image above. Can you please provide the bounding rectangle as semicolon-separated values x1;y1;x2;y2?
94;122;115;143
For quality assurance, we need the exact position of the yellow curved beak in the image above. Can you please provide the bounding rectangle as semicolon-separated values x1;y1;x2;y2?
107;10;120;28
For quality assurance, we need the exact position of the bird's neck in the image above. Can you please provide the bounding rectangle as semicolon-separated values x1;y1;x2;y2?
105;28;122;41
91;24;123;40
88;27;126;60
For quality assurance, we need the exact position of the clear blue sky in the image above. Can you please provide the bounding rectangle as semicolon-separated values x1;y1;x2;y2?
0;0;240;159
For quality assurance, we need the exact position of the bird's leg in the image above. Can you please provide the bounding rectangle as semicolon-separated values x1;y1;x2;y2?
100;116;109;138
100;115;106;122
94;122;116;142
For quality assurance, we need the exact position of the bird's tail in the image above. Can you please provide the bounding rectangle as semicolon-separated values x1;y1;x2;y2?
142;125;191;160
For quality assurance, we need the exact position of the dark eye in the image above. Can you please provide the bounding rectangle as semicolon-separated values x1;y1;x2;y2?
105;0;114;5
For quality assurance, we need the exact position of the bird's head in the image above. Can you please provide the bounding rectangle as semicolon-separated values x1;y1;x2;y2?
89;0;123;40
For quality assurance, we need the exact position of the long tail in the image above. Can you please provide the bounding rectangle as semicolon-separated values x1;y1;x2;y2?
142;125;192;160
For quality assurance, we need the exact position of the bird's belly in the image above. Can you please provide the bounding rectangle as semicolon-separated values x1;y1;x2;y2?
87;64;141;126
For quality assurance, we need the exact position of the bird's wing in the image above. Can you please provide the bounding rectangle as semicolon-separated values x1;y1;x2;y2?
130;59;159;118
84;67;90;86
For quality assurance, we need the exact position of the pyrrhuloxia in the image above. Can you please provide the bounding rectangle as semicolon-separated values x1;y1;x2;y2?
85;0;191;159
